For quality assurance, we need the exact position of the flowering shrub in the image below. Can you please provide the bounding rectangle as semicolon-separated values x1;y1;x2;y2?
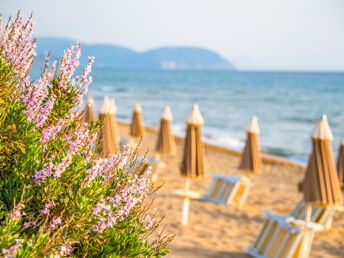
0;12;172;257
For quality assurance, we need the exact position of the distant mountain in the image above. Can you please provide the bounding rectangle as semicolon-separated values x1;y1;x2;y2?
34;36;235;71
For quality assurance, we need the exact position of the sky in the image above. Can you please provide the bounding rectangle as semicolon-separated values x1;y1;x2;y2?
2;0;344;71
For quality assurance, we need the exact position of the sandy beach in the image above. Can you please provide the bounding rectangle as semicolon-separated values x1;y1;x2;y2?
117;122;344;258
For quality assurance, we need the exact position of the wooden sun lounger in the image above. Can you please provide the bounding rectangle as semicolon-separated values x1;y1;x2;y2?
119;137;164;182
271;199;338;231
246;210;321;258
119;136;138;152
145;157;165;182
202;173;250;207
135;156;164;182
289;199;337;230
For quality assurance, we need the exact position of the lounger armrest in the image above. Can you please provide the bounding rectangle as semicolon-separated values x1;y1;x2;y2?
263;209;290;220
287;218;324;231
335;205;344;212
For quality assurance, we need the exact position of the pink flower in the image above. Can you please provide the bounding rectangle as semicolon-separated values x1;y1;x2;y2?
40;119;64;143
40;201;55;215
50;217;62;230
60;241;73;256
33;162;54;185
1;239;23;258
91;174;150;233
10;204;25;222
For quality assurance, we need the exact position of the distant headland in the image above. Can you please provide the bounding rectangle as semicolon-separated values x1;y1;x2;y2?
34;36;235;71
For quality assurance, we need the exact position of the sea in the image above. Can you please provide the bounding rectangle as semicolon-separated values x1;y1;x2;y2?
32;68;344;164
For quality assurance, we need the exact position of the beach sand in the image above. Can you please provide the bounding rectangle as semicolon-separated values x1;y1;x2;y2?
118;122;344;258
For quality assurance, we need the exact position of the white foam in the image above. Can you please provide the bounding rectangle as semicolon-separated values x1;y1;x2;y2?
172;123;244;150
101;85;115;92
202;127;244;150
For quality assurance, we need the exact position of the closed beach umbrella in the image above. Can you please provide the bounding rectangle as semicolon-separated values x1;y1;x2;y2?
130;103;145;137
156;106;176;154
239;116;262;173
336;139;344;187
300;115;342;257
302;115;342;206
99;97;118;157
177;104;206;225
180;104;206;178
84;96;95;123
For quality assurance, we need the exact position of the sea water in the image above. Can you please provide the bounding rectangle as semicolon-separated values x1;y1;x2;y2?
84;69;344;164
32;68;344;164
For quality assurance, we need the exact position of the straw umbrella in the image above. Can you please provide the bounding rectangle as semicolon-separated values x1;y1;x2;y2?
155;106;176;155
239;116;262;173
99;97;118;157
84;96;96;123
301;115;342;257
303;115;342;206
130;103;145;137
177;104;206;225
336;139;344;188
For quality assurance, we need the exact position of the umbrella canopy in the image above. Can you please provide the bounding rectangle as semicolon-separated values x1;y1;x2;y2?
337;139;344;187
239;116;262;173
130;103;145;137
84;96;96;123
99;97;118;157
302;115;342;206
156;106;176;154
180;104;206;178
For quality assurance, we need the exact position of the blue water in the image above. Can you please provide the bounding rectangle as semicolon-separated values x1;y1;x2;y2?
32;68;344;163
83;69;344;164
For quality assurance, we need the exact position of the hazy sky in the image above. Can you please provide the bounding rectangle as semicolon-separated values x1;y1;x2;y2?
2;0;344;70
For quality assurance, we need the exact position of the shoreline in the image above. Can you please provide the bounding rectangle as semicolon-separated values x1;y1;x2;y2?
117;121;306;170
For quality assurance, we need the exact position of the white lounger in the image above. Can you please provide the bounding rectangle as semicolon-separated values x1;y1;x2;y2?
246;210;321;258
202;173;250;207
269;199;338;231
288;199;338;230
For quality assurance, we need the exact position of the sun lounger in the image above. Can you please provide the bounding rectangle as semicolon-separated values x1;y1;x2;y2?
145;156;165;182
135;156;164;182
268;199;338;231
246;210;321;258
119;136;138;152
288;199;337;230
202;173;250;207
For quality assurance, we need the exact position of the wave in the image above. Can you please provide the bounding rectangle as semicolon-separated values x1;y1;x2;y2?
98;85;129;93
114;87;128;93
115;118;307;164
287;116;317;124
171;124;244;150
100;85;115;92
202;127;244;150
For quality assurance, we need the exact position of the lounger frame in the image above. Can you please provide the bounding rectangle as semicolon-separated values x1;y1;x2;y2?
202;173;250;207
246;210;319;258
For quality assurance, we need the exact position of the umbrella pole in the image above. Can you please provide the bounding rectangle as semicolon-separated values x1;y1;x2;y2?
181;178;191;225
